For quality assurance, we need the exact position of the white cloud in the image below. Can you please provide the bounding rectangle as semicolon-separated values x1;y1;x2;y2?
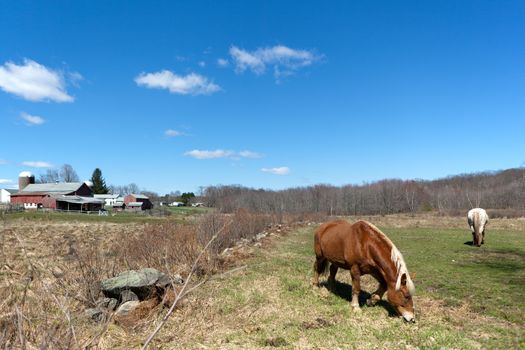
217;58;229;67
0;179;13;184
229;45;321;78
239;150;263;159
0;59;74;102
229;47;265;74
20;112;45;126
184;149;263;160
261;167;290;175
165;129;184;137
22;161;53;168
135;71;220;95
185;149;234;159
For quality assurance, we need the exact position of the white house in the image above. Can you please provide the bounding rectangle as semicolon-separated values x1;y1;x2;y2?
0;189;17;204
94;194;121;206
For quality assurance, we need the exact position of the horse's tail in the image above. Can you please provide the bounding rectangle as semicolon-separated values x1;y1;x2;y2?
313;228;329;275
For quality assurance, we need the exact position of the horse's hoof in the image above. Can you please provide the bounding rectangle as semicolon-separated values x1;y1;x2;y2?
351;305;361;313
366;299;374;306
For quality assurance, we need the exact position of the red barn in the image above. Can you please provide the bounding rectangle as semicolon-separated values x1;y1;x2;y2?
124;194;153;210
10;182;104;211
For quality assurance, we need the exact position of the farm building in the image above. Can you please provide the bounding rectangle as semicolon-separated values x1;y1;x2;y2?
125;202;143;212
94;193;121;206
10;182;104;211
0;188;17;204
124;194;153;210
111;196;125;210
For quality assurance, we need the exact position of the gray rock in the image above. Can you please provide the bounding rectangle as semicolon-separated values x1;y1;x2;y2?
120;289;139;304
170;274;184;285
100;268;169;299
115;300;140;317
84;308;106;322
96;297;118;311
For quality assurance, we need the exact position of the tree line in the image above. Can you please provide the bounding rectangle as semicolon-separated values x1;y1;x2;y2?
204;168;525;215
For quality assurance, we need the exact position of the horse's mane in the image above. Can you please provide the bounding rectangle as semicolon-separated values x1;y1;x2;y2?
363;221;416;295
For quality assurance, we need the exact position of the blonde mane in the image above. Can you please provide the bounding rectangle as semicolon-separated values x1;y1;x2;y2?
365;222;416;295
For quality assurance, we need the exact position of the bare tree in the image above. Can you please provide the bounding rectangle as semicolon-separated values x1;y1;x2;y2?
60;164;79;182
38;169;60;183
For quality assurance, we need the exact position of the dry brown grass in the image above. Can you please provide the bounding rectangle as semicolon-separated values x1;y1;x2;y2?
346;212;525;231
0;210;283;349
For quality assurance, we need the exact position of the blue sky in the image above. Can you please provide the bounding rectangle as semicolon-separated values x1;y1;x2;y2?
1;1;524;194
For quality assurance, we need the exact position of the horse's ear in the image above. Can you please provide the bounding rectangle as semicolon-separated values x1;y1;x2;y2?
401;273;407;286
410;272;416;280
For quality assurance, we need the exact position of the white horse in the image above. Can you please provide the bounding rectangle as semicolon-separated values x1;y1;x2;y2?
467;208;489;247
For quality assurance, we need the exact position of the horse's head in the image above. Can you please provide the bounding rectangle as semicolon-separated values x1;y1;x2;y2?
387;273;415;322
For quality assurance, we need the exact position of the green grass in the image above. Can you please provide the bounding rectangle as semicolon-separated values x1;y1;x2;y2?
165;206;212;216
386;226;525;324
1;210;162;223
179;224;525;349
1;206;212;224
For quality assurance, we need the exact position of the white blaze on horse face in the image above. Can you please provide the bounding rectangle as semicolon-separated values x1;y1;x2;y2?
401;311;415;322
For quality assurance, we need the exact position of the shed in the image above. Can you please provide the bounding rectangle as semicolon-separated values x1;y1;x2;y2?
0;189;17;204
124;194;153;210
125;201;144;212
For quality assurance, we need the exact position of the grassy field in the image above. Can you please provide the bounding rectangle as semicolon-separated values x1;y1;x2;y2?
1;205;212;224
160;223;525;349
2;214;523;348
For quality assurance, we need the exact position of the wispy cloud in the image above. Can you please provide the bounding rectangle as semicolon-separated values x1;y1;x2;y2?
0;179;13;184
165;129;185;137
0;59;74;102
198;61;206;67
185;149;263;160
135;70;220;95
217;58;229;67
238;150;263;159
261;167;290;175
0;159;7;165
20;112;45;126
21;161;53;168
185;149;234;159
229;45;321;79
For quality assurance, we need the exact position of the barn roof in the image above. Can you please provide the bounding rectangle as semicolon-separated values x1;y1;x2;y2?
130;193;149;199
20;182;86;194
94;194;120;199
55;195;105;205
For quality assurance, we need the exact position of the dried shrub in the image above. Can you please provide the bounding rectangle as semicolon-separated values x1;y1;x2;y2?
0;209;290;348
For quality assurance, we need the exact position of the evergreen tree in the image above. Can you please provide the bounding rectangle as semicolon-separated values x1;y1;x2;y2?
91;168;109;194
181;192;195;206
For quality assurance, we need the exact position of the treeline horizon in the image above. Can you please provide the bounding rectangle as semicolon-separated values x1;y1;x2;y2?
203;167;525;215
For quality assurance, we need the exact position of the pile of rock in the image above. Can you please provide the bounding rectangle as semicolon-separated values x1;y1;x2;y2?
85;268;183;324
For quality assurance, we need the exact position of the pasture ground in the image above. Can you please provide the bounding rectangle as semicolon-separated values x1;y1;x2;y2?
1;213;524;349
159;221;525;349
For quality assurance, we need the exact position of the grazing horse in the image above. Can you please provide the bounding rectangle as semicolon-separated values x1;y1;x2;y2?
313;220;416;322
467;208;489;247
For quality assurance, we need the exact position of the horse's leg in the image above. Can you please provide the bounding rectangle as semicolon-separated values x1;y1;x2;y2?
481;227;485;245
350;265;361;312
366;271;386;306
328;264;338;287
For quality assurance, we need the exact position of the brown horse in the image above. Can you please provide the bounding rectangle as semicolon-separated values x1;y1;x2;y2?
313;220;416;322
